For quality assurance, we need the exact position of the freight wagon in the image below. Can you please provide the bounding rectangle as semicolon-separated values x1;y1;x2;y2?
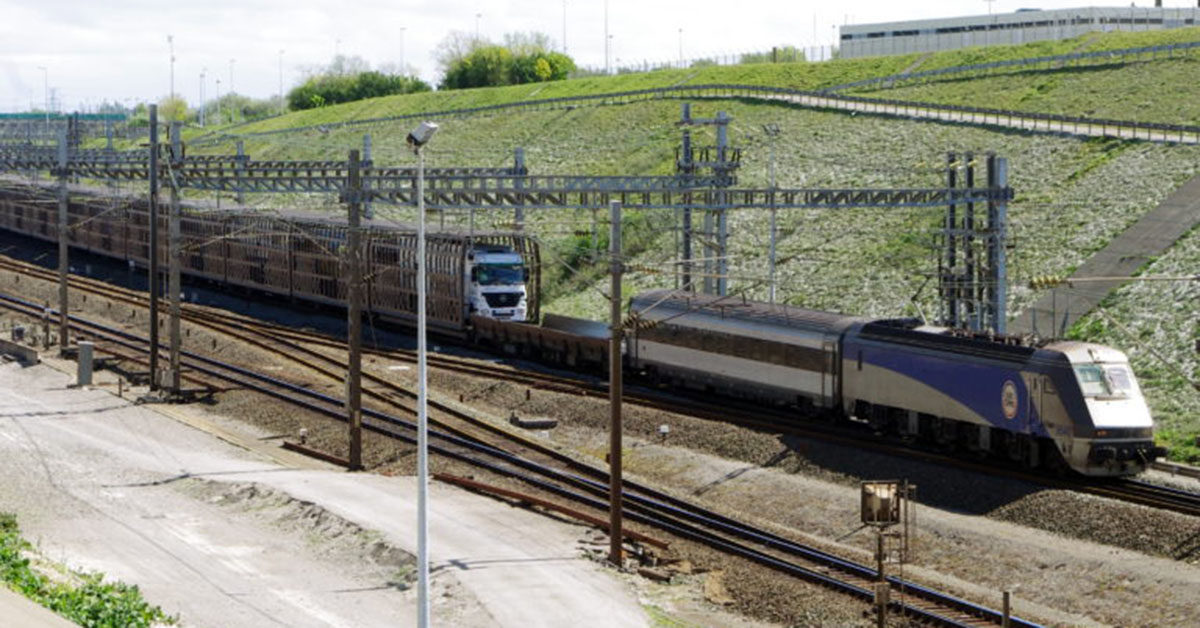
0;179;540;335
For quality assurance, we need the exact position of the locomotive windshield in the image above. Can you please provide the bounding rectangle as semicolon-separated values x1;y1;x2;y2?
473;264;526;286
1074;364;1135;398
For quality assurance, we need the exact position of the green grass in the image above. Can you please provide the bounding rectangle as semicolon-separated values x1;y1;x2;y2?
183;25;1200;146
0;513;175;627
869;57;1200;125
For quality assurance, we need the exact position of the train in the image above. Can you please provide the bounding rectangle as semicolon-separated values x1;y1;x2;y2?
0;179;1164;477
626;290;1165;477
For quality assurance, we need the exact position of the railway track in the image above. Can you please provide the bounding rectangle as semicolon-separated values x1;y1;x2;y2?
0;282;1044;627
4;254;1200;523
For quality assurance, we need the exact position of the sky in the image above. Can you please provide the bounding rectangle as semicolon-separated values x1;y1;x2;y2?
1;0;1196;113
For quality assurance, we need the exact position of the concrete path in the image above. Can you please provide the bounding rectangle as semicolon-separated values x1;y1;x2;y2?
1009;173;1200;335
0;586;78;628
0;361;648;628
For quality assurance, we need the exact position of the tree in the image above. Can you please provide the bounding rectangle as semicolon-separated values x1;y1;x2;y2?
158;96;189;122
435;31;485;76
287;70;430;111
438;32;575;90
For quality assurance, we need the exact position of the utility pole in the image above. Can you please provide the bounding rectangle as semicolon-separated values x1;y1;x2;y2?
148;105;161;390
235;140;246;205
168;122;183;394
513;147;526;230
345;148;364;471
56;127;69;353
362;134;373;220
986;154;1008;335
607;199;624;567
763;123;781;304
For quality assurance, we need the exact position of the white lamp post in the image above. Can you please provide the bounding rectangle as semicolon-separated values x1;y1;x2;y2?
36;66;48;130
199;68;206;126
407;120;439;628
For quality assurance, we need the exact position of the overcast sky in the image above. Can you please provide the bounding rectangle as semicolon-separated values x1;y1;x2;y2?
1;0;1195;112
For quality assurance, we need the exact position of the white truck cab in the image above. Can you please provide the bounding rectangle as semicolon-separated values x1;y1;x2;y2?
465;245;530;322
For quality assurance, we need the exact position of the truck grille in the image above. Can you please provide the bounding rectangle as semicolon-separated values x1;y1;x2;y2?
484;293;521;308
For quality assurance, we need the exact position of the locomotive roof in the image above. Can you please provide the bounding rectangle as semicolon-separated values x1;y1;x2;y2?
858;318;1045;364
630;289;864;334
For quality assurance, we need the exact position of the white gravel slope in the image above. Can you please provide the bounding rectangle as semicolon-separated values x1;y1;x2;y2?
0;361;648;628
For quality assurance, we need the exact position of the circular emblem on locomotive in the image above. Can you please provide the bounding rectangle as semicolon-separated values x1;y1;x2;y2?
1001;380;1019;420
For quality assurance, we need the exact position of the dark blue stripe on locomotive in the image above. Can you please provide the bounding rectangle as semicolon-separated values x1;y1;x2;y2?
845;322;1053;438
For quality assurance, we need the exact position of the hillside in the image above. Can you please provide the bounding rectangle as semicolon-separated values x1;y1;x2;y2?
189;27;1200;460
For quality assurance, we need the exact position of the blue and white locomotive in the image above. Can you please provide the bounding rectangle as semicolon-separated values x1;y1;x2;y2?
627;289;1164;477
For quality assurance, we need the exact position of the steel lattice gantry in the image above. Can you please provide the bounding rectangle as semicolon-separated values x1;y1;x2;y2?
0;146;1011;210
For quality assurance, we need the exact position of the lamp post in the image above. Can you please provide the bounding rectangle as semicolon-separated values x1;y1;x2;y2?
199;68;206;126
407;120;439;628
400;27;407;74
604;0;610;74
215;78;222;124
167;34;175;99
475;13;482;40
36;66;48;130
229;58;235;95
678;28;683;67
278;49;285;111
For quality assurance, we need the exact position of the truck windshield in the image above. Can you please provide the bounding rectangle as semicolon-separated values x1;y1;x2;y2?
1074;364;1134;398
475;264;525;286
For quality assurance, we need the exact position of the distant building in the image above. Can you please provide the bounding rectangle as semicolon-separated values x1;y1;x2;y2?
839;6;1200;58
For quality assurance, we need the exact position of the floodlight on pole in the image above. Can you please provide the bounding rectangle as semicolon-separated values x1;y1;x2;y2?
407;119;439;628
